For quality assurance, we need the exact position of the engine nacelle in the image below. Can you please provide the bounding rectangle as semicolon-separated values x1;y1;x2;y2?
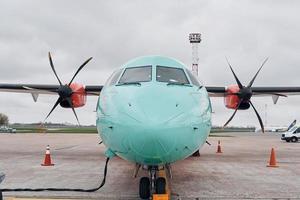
60;83;87;108
224;85;250;110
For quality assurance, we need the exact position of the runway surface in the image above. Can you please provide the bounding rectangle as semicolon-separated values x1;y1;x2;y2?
0;132;299;199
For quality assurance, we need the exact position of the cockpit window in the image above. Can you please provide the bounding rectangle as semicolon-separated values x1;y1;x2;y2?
156;66;189;84
106;69;123;86
118;66;152;84
186;69;201;87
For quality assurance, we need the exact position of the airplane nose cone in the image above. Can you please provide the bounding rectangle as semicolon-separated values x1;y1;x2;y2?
116;84;208;165
99;83;211;165
126;115;209;165
128;123;182;165
124;84;191;124
133;126;169;152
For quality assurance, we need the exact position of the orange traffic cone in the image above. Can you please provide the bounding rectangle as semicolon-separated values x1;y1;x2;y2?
216;140;222;153
41;145;54;166
267;148;279;167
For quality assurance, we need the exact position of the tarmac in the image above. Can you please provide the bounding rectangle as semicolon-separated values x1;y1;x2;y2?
0;132;299;200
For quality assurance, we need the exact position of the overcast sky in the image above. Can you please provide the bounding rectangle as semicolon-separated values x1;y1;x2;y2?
0;0;300;127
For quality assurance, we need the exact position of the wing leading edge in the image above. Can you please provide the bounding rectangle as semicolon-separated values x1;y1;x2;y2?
1;84;300;97
206;86;300;97
0;83;103;96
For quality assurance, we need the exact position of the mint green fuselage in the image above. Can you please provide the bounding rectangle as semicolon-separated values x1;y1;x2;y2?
96;56;212;166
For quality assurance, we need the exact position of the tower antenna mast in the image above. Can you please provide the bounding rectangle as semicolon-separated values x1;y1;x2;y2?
189;33;202;76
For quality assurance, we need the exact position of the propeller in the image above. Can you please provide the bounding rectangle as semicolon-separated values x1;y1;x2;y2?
44;52;93;125
223;58;269;133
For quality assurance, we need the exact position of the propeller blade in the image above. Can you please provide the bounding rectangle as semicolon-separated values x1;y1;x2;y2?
247;57;269;88
71;107;80;126
66;98;80;126
44;97;62;122
226;57;243;89
223;98;243;127
249;100;264;133
48;52;62;86
69;57;93;85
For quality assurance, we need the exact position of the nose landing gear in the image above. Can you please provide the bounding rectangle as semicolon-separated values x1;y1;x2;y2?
139;166;167;199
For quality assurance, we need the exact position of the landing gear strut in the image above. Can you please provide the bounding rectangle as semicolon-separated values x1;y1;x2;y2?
139;166;166;199
192;150;200;157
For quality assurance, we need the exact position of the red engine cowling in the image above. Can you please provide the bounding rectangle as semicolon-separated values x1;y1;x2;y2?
60;83;87;108
224;85;250;110
70;83;87;108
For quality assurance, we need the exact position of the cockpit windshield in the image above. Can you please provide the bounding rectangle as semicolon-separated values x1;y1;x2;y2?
156;66;189;84
186;69;201;87
105;69;123;86
118;66;152;84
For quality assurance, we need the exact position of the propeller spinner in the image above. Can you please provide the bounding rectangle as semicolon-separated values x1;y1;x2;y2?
44;52;92;125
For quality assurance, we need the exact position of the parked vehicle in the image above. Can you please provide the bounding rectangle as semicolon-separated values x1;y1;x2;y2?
0;126;16;133
281;125;300;142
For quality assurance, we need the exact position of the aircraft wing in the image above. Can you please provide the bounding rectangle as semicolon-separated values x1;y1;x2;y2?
206;86;300;132
206;86;300;97
0;83;103;96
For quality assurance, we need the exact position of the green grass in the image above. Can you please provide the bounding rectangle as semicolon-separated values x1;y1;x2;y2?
209;134;234;137
210;127;255;133
15;127;98;134
13;126;254;134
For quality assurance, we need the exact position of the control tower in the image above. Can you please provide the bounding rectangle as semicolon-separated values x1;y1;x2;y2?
189;33;202;76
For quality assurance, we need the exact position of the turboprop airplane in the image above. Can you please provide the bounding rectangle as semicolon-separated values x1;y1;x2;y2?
1;53;300;199
255;119;297;132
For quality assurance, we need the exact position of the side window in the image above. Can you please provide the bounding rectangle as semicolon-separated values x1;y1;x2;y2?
295;127;300;134
105;69;123;86
186;69;201;87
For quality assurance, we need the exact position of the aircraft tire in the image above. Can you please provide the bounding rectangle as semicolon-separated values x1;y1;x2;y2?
155;177;166;194
139;177;150;199
291;137;298;143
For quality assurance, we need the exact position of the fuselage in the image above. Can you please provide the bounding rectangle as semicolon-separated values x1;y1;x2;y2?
96;56;212;166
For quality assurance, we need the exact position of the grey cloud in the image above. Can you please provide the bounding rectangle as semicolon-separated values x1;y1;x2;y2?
0;0;300;126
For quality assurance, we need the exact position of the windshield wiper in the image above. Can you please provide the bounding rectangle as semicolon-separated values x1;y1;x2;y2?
116;82;141;86
167;82;192;87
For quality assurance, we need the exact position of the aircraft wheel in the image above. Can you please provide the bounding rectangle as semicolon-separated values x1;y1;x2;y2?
155;177;166;194
139;177;150;199
291;137;298;143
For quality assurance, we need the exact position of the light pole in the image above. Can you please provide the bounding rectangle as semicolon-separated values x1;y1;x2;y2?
189;33;201;76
